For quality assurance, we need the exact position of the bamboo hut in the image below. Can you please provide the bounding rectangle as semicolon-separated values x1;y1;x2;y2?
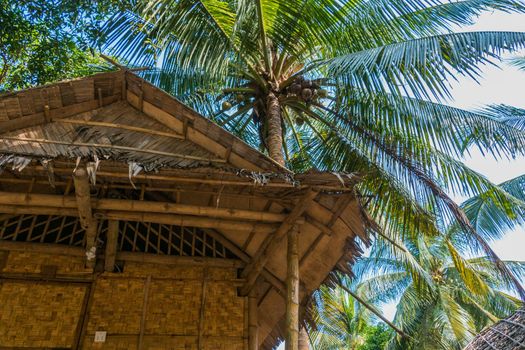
464;307;525;350
0;69;367;349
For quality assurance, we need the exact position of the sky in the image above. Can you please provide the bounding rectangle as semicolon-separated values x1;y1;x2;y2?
449;11;525;263
279;10;525;348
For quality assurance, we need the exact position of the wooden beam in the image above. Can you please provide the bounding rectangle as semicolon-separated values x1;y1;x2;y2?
248;289;258;350
285;224;300;350
116;251;244;268
0;240;84;256
239;189;318;296
0;205;278;234
73;167;97;268
105;220;119;272
0;191;286;222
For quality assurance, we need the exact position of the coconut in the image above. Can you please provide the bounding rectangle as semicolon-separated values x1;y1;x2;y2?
301;88;313;101
295;117;305;126
222;101;233;110
235;94;245;103
317;89;328;98
290;83;302;95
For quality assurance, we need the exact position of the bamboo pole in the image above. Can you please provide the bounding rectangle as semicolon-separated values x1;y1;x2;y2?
105;220;119;272
248;289;258;350
0;204;278;233
298;327;309;350
72;167;93;230
73;167;97;268
285;224;300;350
240;189;318;296
0;191;286;222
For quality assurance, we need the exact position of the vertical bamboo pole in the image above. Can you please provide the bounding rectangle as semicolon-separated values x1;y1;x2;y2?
248;289;258;350
285;224;300;350
73;166;97;268
298;327;309;350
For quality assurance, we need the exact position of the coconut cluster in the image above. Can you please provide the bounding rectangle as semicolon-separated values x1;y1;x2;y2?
285;77;327;102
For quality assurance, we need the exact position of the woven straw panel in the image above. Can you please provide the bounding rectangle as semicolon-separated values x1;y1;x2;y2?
87;278;144;335
145;280;201;335
204;281;245;338
2;251;86;274
0;281;86;347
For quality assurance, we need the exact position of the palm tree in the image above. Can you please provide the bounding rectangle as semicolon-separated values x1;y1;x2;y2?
330;236;525;350
308;283;393;350
308;284;368;350
103;0;525;296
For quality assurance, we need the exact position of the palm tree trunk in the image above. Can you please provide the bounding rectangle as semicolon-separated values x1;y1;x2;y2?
266;92;285;166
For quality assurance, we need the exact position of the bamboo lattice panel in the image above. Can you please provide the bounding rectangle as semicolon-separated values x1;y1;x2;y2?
0;215;235;259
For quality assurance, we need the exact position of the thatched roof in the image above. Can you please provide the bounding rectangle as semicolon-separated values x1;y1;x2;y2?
0;70;367;349
465;307;525;350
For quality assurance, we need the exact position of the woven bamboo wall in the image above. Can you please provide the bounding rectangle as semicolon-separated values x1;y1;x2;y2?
0;250;247;349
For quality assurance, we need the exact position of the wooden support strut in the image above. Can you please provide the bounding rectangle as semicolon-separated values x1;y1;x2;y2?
239;189;318;296
73;167;97;268
286;224;300;350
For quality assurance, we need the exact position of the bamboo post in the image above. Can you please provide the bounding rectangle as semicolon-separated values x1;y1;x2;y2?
73;167;97;268
105;220;119;272
285;224;300;350
298;327;309;350
248;289;258;350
